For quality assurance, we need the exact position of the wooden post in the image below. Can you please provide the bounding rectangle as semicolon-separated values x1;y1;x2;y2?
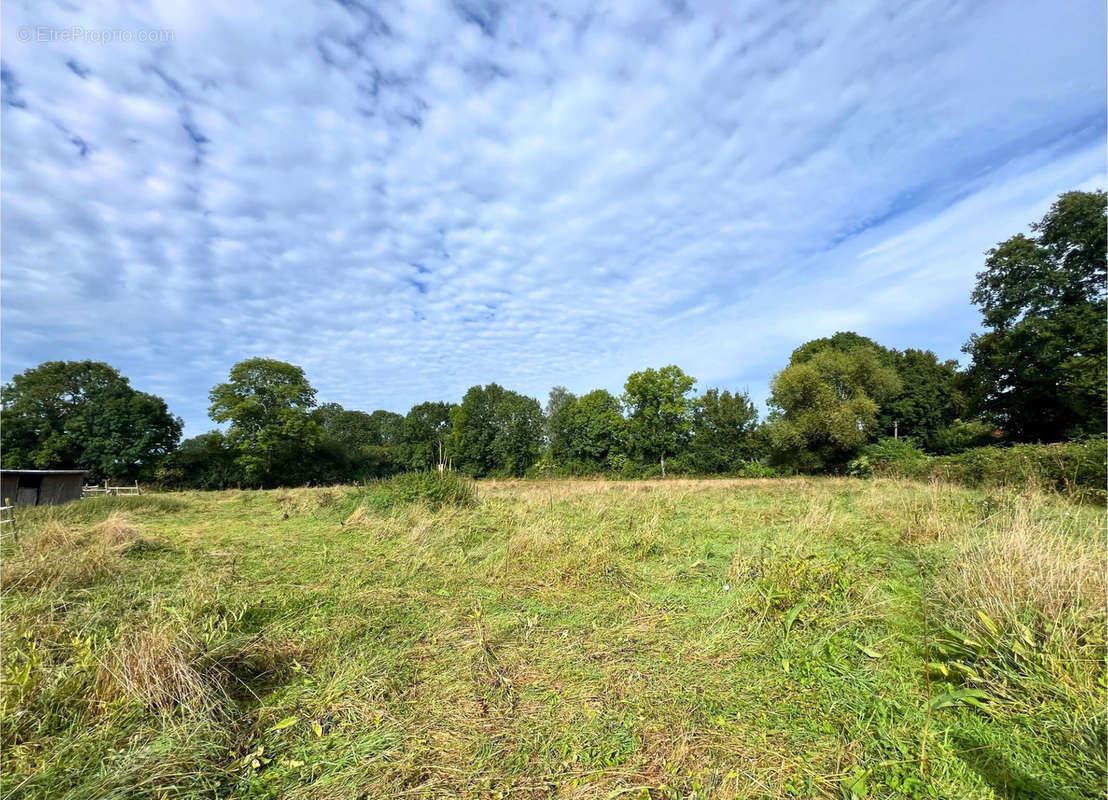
1;499;15;542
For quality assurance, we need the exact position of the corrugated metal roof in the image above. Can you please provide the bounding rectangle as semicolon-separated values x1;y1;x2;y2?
1;469;88;474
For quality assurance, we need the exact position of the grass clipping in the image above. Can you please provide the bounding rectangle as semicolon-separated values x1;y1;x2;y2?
2;512;149;592
95;624;222;713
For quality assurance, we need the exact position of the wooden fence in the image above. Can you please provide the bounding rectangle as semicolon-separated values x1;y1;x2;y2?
0;505;16;541
82;481;142;498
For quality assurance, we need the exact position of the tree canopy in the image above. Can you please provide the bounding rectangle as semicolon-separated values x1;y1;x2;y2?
403;401;455;471
963;190;1106;441
208;358;321;485
549;389;626;471
789;332;965;450
687;388;758;472
622;365;696;475
1;360;182;481
879;348;965;449
767;345;901;471
450;384;544;477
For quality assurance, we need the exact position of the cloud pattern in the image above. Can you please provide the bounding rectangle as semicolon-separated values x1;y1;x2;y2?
2;0;1105;434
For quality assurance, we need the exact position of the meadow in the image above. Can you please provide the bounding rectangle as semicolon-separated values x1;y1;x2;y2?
1;477;1104;799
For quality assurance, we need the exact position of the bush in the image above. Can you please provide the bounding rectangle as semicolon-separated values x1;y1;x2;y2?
848;438;929;478
875;438;1105;502
337;470;478;513
735;460;779;478
929;439;1106;500
523;456;616;479
929;419;997;455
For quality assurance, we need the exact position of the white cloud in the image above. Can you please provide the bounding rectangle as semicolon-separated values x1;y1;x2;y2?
1;0;1104;432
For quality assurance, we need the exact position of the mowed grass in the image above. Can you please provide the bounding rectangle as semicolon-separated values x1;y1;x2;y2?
1;478;1104;799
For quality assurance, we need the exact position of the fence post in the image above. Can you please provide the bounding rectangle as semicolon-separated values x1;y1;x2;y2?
1;498;15;542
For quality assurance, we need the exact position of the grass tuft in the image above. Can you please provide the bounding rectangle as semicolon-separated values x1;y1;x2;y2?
95;623;224;714
938;507;1104;634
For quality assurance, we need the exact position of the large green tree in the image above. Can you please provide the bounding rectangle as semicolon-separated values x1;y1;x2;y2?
313;405;405;480
403;401;455;471
208;358;321;485
450;384;543;477
156;431;242;489
790;332;965;449
1;360;182;481
314;404;373;449
687;388;758;472
767;345;901;471
543;386;576;442
879;349;965;449
549;389;627;471
963;190;1106;441
622;365;696;476
367;410;405;446
789;332;884;365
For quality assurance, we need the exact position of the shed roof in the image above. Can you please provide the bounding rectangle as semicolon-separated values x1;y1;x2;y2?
1;469;88;475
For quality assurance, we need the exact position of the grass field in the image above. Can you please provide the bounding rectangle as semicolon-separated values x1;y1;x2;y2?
2;477;1104;799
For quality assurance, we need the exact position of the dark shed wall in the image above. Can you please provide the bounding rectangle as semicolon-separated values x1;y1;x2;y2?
39;475;84;505
1;472;87;506
1;474;17;505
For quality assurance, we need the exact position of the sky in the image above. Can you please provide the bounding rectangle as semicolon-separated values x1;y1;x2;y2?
2;0;1105;437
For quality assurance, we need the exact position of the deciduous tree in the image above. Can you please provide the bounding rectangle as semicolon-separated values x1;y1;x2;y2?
208;358;320;485
450;384;543;477
403;401;455;471
549;389;626;471
688;388;758;472
789;333;965;450
963;190;1106;441
1;360;182;481
622;365;696;476
767;346;901;471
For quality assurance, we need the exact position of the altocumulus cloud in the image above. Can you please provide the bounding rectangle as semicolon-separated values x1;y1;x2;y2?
2;0;1104;434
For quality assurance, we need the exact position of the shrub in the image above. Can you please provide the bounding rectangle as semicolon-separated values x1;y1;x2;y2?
929;419;997;455
928;439;1106;501
387;470;478;508
336;470;478;514
870;438;1105;502
735;461;779;478
848;437;929;478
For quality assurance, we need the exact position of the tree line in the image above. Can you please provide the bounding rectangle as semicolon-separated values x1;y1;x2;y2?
3;190;1103;487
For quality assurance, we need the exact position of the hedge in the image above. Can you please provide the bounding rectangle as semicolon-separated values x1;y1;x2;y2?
875;438;1106;502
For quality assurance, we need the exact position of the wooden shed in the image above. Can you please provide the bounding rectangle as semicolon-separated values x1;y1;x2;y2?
1;470;87;506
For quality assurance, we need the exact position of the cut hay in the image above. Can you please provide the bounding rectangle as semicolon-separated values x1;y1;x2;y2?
95;625;222;714
1;512;149;592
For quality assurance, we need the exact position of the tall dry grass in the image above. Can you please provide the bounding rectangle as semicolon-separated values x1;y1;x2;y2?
1;512;146;591
936;502;1105;639
95;623;225;714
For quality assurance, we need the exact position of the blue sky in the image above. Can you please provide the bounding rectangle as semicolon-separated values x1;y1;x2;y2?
2;0;1105;436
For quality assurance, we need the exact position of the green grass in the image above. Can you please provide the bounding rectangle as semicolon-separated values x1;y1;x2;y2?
1;478;1104;799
